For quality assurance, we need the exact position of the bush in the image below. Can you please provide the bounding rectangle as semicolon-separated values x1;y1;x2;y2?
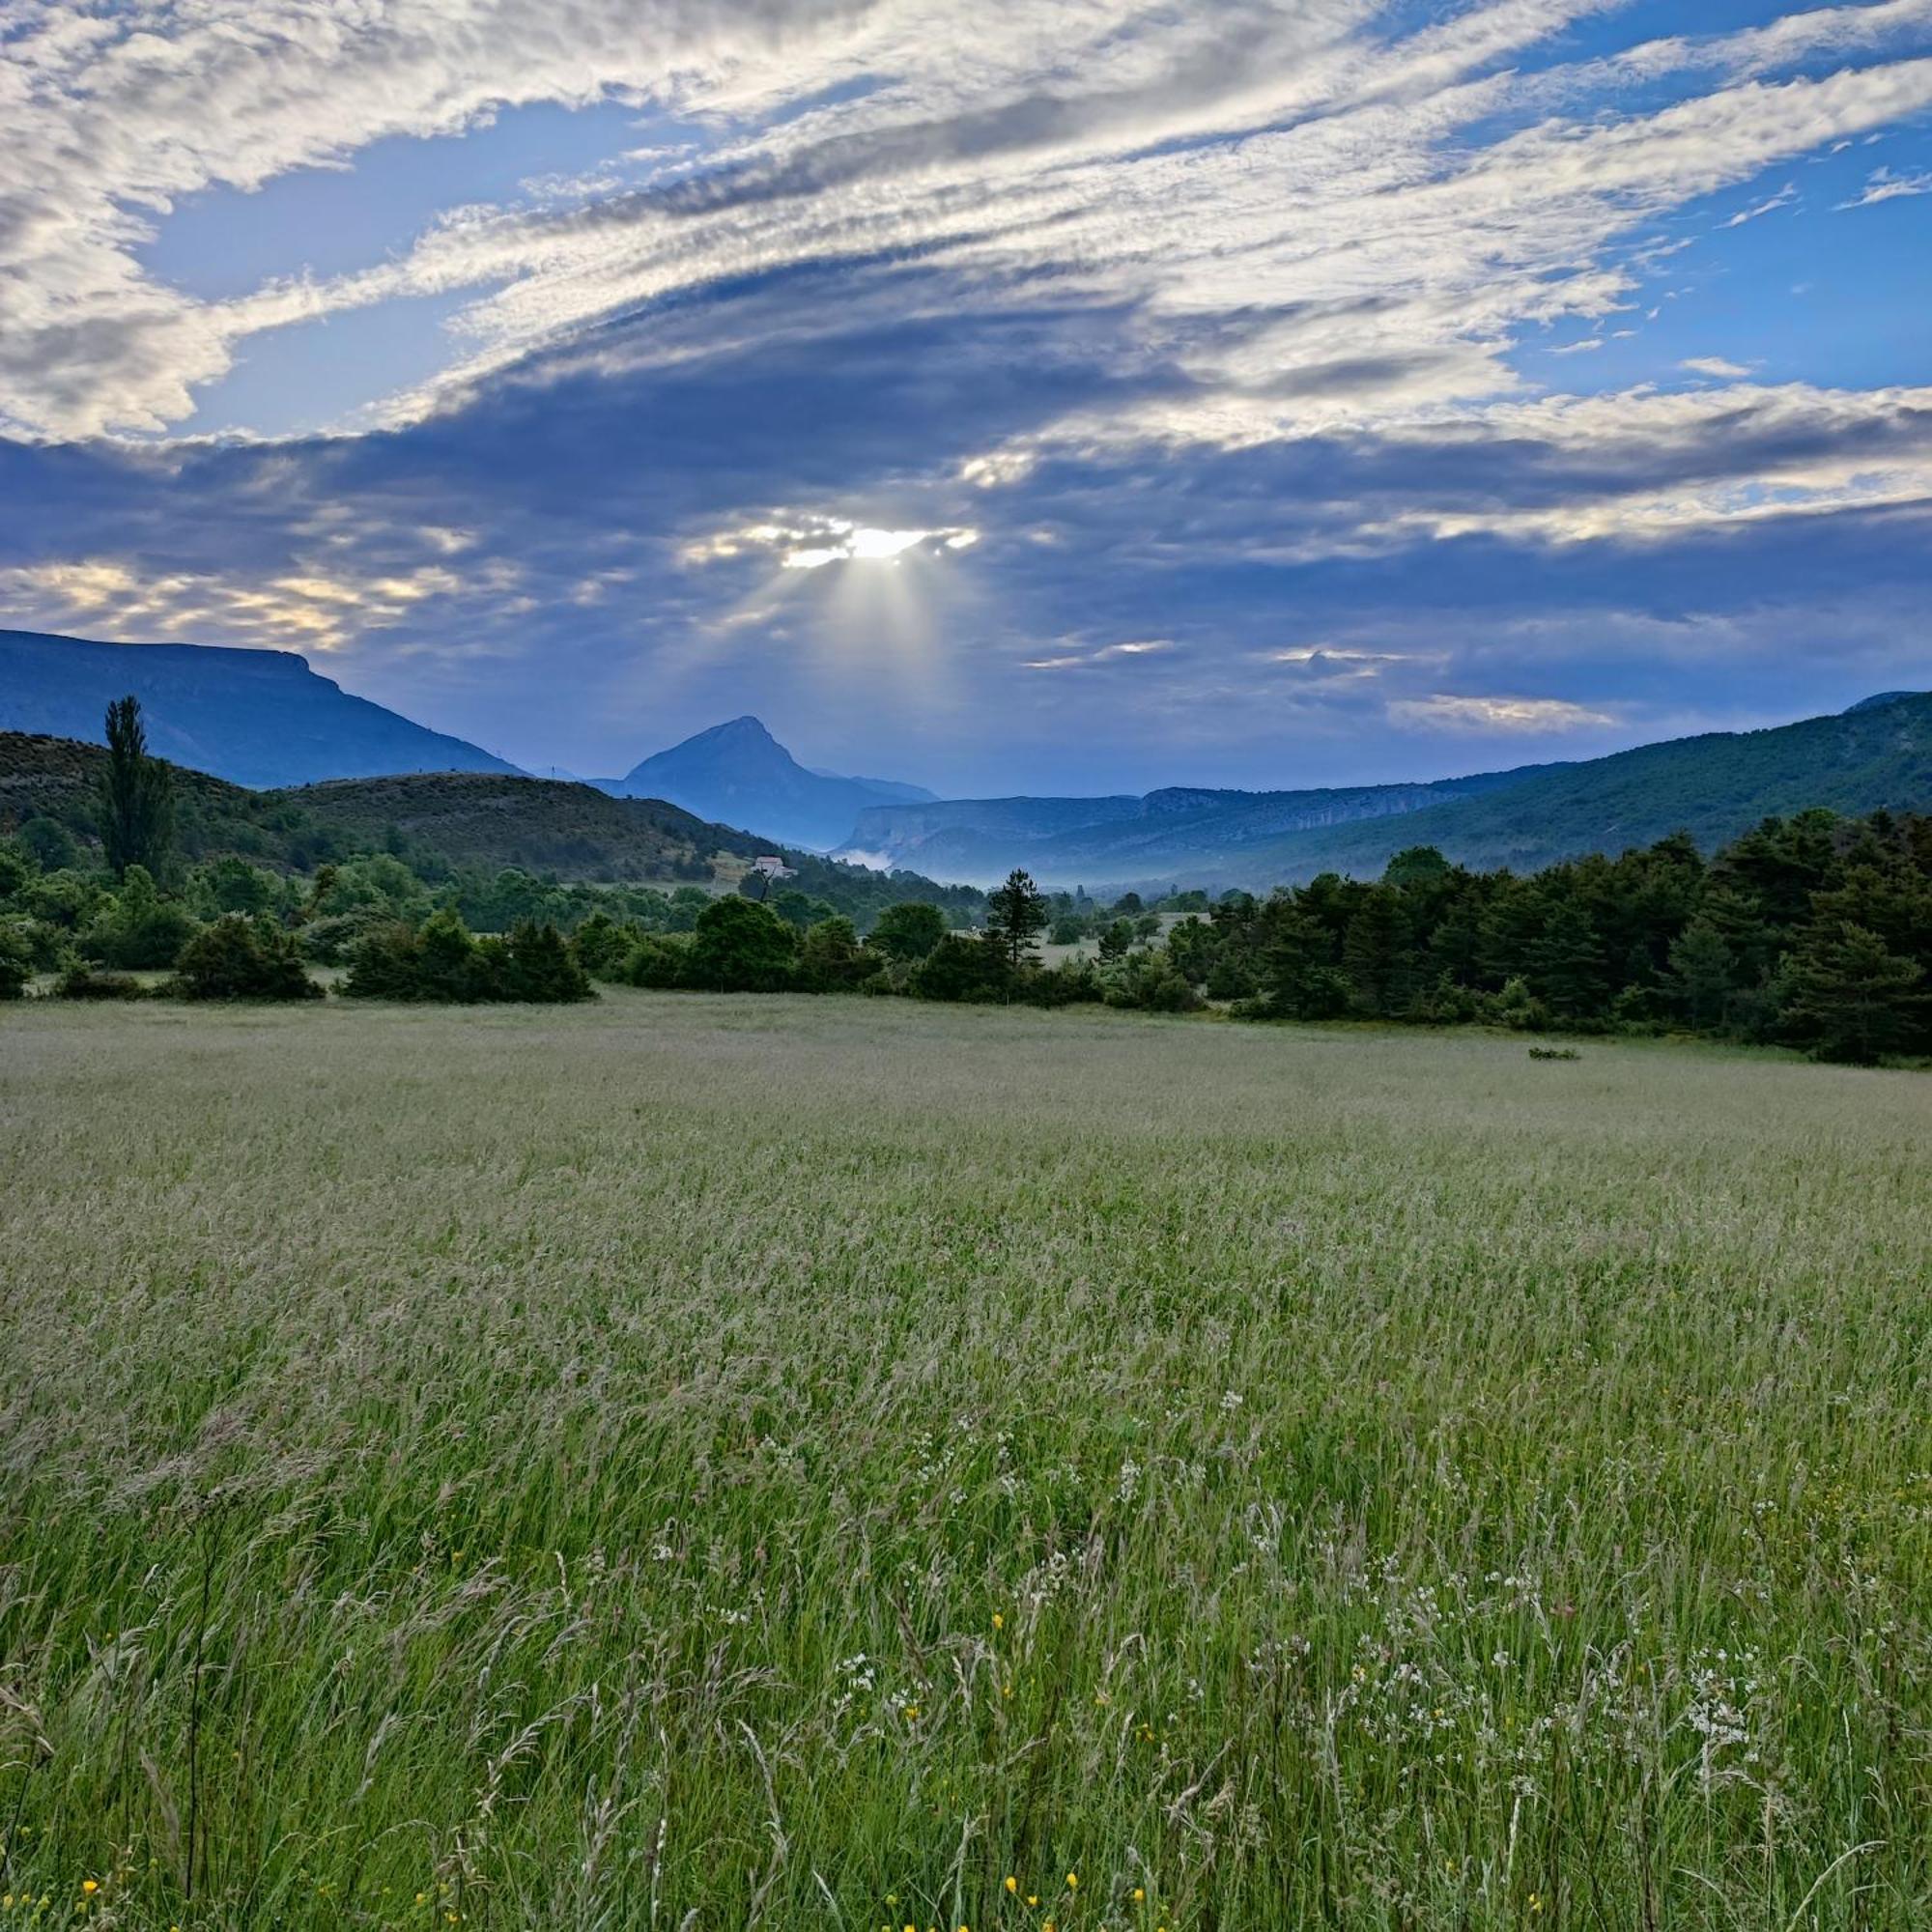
298;908;391;964
0;925;31;1000
344;910;592;1003
79;867;202;970
1103;954;1204;1013
171;915;323;1002
912;933;1011;1003
867;900;948;961
53;966;149;1000
801;916;879;991
502;921;594;1003
688;897;797;992
570;910;640;980
1021;958;1103;1009
1488;976;1551;1033
624;933;694;988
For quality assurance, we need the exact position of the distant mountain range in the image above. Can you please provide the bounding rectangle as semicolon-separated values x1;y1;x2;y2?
0;629;517;788
839;693;1932;889
4;626;1926;889
599;715;933;851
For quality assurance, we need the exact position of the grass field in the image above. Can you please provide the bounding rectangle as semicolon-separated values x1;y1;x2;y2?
1;995;1927;1930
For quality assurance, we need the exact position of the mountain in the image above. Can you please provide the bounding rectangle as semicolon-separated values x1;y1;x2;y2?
838;765;1559;887
839;694;1932;890
605;715;933;850
0;629;519;788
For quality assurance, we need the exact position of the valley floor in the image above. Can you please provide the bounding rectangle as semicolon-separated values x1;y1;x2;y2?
1;994;1927;1928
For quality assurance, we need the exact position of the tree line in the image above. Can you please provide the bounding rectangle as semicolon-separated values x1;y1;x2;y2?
3;700;1927;1063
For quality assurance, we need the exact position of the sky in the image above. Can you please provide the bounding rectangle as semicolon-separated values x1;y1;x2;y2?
1;1;1930;796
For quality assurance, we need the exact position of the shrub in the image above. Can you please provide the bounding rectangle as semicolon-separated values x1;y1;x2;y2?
502;921;594;1003
624;933;694;989
867;900;948;961
570;910;639;980
298;909;390;964
912;933;1011;1003
79;867;202;970
0;925;31;1000
53;966;149;1000
1489;976;1551;1033
688;896;798;992
172;915;322;1002
344;910;592;1003
801;916;879;991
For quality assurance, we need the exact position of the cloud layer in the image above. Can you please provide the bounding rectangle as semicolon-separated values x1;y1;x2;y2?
1;2;1929;791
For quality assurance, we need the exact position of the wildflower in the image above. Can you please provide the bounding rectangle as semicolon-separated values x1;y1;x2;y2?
1005;1878;1018;1894
1066;1873;1078;1890
81;1884;99;1897
993;1613;1004;1630
1133;1888;1146;1902
1529;1893;1544;1914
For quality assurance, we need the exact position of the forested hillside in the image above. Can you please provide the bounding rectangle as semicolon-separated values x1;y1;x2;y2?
1237;692;1932;884
842;694;1932;888
0;732;980;929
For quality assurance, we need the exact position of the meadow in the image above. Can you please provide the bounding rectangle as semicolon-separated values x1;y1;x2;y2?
0;994;1926;1930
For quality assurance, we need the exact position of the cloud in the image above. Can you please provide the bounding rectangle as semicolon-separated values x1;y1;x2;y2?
1719;181;1797;226
6;0;1931;443
1835;164;1932;206
1;5;1931;790
1389;694;1616;730
1024;639;1175;670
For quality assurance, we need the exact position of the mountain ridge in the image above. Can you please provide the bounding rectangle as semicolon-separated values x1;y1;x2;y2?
0;629;519;788
839;696;1932;889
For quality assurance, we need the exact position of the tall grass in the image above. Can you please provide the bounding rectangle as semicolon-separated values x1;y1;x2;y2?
0;995;1926;1929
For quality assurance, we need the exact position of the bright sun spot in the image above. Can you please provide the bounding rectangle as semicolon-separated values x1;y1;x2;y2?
782;525;978;570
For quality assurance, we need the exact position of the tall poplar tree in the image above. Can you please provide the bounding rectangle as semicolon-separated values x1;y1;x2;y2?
98;696;175;879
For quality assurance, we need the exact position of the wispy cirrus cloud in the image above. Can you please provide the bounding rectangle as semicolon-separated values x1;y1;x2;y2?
1;3;1930;791
1835;163;1932;206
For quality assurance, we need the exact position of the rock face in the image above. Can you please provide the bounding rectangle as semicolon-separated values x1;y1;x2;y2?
0;630;519;787
606;715;933;851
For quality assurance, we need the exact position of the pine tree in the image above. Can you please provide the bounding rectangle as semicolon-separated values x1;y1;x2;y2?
98;696;175;879
1785;921;1926;1065
984;868;1049;971
1665;919;1736;1032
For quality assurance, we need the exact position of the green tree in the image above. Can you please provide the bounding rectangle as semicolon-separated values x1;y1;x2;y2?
0;923;30;1000
867;900;948;961
912;932;1011;1003
1665;919;1736;1031
689;895;798;991
1784;921;1926;1065
1260;902;1350;1020
14;817;80;872
1529;897;1608;1021
80;866;201;970
173;915;321;1001
1096;919;1134;963
98;696;175;879
801;915;877;990
503;921;595;1002
984;869;1049;972
1340;892;1413;1017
